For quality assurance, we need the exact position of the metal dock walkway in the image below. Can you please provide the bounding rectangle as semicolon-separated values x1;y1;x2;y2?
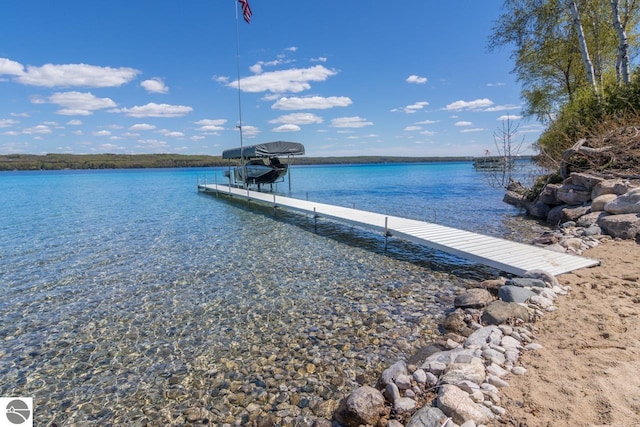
198;183;600;276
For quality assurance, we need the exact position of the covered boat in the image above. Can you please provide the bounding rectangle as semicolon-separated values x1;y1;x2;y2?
222;141;305;187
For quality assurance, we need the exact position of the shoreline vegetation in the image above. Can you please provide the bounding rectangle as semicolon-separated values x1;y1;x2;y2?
0;153;533;171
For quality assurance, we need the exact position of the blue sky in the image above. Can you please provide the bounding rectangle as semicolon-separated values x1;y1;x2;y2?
0;1;542;157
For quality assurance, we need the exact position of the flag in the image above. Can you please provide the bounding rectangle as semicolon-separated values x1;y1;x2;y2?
238;0;252;24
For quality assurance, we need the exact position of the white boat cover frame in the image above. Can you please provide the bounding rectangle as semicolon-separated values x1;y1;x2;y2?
222;141;305;159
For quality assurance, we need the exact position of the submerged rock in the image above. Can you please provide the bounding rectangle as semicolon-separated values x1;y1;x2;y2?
454;288;494;309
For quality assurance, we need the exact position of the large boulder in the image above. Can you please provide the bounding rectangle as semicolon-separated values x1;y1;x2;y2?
406;406;451;427
569;172;604;192
437;384;493;425
561;205;591;222
556;184;592;205
334;386;387;427
454;288;494;309
464;325;502;349
592;179;637;198
440;357;486;385
598;214;640;239
591;194;618;212
538;183;561;205
604;188;640;214
481;300;531;325
576;211;610;227
378;360;407;388
547;204;567;225
499;285;537;303
440;309;473;336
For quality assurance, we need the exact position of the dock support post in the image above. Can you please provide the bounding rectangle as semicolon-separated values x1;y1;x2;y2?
314;207;318;233
384;216;390;251
273;194;277;217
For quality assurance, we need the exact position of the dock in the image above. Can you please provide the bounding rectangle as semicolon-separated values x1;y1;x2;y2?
198;183;600;276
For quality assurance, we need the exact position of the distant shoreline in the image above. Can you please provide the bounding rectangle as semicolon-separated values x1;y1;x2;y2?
0;153;532;171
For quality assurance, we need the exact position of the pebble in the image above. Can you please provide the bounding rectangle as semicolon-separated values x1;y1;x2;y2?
511;366;527;376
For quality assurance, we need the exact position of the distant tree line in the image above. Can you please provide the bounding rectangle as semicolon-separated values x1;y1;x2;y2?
0;154;225;171
0;153;480;171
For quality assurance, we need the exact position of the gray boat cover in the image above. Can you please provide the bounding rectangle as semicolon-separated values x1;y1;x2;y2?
222;141;305;159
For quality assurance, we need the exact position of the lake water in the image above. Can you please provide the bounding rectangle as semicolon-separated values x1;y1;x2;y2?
0;162;546;426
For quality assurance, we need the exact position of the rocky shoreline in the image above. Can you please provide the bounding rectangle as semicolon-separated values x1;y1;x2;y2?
505;172;640;242
323;171;640;427
327;269;577;426
327;232;611;427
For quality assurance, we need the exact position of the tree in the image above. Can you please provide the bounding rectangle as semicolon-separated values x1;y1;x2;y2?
569;0;598;92
610;0;632;83
489;0;640;123
483;116;527;189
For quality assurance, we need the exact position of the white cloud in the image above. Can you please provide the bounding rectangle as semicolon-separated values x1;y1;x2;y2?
406;75;427;84
230;65;338;93
8;60;140;88
445;98;494;111
48;91;117;115
93;130;111;136
66;119;82;125
98;143;124;151
460;128;485;133
129;123;156;131
273;124;301;132
158;129;185;137
404;126;422;131
272;96;351;110
270;113;323;125
141;78;169;94
0;119;19;128
197;125;225;132
455;121;472;126
311;57;327;62
113;102;193;118
497;114;522;121
195;119;226;126
485;104;521;112
0;58;24;76
196;119;226;132
23;125;52;134
392;101;429;114
137;139;170;149
416;119;438;125
331;116;373;128
237;125;260;137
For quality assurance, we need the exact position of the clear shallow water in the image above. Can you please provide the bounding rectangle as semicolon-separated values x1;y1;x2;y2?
0;162;544;425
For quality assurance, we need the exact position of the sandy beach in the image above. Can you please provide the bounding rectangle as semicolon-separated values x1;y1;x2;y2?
495;239;640;426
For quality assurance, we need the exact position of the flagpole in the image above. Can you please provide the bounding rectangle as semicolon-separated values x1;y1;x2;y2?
234;0;246;187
